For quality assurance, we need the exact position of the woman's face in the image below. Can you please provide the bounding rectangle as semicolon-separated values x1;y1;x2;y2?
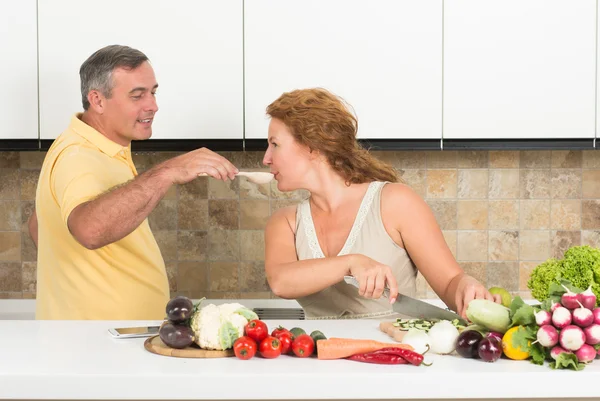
263;118;313;192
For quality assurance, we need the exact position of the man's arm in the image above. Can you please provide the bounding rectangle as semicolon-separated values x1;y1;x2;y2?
67;166;172;250
28;208;38;248
67;147;238;250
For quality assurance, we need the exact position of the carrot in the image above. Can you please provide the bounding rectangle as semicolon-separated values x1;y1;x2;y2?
316;337;414;360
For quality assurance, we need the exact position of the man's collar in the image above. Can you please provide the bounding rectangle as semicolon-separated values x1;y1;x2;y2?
69;113;130;157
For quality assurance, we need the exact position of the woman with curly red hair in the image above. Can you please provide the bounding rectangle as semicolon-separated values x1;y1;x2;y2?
263;88;499;319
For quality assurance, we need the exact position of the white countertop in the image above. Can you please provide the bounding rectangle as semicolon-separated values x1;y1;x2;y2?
1;319;599;400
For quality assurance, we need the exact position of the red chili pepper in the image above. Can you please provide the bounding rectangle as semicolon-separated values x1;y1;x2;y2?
347;352;408;365
371;347;431;366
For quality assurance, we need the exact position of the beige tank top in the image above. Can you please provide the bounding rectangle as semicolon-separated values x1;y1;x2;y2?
295;181;418;320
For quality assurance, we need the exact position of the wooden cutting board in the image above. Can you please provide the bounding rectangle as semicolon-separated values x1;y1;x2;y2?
379;321;407;343
144;335;234;358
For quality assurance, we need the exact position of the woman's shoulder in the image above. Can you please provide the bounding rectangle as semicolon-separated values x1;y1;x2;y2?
380;181;427;212
380;181;418;199
266;204;300;235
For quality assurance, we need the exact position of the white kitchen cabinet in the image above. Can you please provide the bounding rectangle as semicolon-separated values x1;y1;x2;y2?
0;0;38;140
244;0;442;140
38;0;243;140
444;0;596;140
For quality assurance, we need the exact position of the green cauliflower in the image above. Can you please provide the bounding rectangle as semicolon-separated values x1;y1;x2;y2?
527;246;600;304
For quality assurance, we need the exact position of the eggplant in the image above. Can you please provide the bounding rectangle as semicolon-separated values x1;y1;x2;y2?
166;296;194;323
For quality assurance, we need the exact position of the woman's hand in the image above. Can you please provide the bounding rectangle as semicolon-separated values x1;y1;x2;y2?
454;274;502;319
348;254;399;303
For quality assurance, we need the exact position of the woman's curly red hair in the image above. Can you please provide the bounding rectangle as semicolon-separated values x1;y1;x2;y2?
266;88;400;184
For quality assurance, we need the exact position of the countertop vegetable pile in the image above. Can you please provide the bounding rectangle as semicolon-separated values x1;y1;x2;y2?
158;296;259;350
455;281;600;370
233;321;327;359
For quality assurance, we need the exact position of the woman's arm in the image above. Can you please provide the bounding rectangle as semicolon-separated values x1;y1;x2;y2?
381;184;497;317
264;206;398;301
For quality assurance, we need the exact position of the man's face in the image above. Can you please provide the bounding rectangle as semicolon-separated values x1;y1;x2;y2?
101;61;159;144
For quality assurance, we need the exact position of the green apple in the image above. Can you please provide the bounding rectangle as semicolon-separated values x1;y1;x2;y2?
488;287;512;308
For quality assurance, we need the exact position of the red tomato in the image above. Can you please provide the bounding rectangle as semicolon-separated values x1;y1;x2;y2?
276;332;293;354
259;336;282;359
271;326;290;338
245;319;269;344
233;336;257;360
292;334;314;358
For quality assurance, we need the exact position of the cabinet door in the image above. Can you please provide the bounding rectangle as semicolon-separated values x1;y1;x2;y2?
444;0;596;140
38;0;242;140
244;0;442;140
0;0;38;140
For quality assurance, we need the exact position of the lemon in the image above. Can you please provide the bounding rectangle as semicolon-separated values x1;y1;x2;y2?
488;287;512;307
501;326;530;360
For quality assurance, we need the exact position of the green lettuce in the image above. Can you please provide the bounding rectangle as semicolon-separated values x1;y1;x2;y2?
527;245;600;304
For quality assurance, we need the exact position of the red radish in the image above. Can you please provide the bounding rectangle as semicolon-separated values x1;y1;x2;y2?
572;301;594;328
583;324;600;345
559;325;586;351
536;325;559;347
561;285;580;309
550;345;571;360
593;308;600;324
579;286;597;310
575;344;597;363
552;306;572;329
534;310;551;326
550;302;561;313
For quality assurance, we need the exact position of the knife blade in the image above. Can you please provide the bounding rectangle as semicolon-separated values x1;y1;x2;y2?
343;276;467;325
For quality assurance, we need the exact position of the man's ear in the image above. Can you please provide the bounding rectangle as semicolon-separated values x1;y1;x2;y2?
87;90;105;114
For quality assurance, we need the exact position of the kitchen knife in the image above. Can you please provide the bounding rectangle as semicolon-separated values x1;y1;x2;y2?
343;276;468;325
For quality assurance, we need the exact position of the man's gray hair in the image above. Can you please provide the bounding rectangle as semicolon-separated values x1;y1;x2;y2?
79;45;149;110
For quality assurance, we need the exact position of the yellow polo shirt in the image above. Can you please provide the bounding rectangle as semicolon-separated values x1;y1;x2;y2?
35;114;169;320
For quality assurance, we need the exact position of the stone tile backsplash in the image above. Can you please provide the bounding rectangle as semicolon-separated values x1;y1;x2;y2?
2;149;600;302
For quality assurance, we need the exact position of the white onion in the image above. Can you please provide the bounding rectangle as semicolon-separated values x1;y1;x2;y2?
401;328;430;355
427;320;459;354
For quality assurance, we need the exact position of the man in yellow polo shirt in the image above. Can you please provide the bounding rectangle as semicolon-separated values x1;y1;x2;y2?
29;45;239;319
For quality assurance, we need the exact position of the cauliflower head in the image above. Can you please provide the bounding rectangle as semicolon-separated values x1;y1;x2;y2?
190;302;258;350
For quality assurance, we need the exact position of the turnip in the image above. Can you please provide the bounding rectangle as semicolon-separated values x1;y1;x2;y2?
550;345;571;360
559;325;586;351
536;325;559;347
579;286;597;310
575;344;597;363
561;285;580;309
572;301;594;328
552;306;572;329
534;310;551;326
583;323;600;345
593;307;600;325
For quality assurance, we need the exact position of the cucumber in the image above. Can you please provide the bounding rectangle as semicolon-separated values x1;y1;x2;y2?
310;330;327;343
309;330;327;356
289;327;306;340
